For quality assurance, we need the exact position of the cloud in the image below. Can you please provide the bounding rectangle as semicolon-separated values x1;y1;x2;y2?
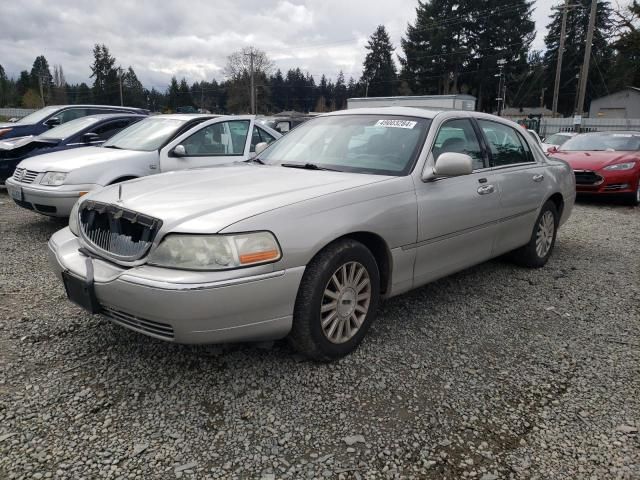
0;0;626;90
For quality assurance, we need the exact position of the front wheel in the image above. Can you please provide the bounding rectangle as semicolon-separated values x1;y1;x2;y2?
510;201;559;268
288;239;380;361
624;178;640;206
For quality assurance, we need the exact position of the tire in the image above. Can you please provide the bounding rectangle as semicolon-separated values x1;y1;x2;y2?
288;239;380;361
623;178;640;206
511;200;559;268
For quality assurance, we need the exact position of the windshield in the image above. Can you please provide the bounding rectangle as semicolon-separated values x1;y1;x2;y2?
560;133;640;152
259;115;430;175
15;106;60;125
40;116;100;140
546;133;572;146
103;117;186;151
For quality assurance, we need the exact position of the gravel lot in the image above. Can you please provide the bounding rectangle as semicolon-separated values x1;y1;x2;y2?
0;190;638;480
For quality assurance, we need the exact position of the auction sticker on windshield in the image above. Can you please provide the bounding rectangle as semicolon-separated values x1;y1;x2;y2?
375;119;417;129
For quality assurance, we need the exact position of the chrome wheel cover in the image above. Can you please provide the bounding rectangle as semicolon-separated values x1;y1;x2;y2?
535;210;555;258
321;261;371;344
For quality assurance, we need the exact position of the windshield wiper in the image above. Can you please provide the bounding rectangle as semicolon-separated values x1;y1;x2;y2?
281;162;341;172
103;145;122;149
246;157;265;164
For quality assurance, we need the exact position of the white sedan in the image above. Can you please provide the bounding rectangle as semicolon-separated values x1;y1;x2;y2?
6;114;281;217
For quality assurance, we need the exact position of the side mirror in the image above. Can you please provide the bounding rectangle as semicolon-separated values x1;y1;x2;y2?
255;142;269;155
172;144;187;157
82;132;100;143
428;152;473;179
45;117;61;128
547;146;558;154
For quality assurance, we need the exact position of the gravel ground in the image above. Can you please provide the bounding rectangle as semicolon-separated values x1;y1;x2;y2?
0;190;638;480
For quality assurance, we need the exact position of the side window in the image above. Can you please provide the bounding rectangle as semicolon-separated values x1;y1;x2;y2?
57;108;89;124
250;126;277;152
478;120;532;167
182;120;250;156
432;118;484;170
91;120;132;141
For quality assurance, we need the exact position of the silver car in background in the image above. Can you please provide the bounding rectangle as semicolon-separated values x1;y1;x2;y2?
48;107;575;361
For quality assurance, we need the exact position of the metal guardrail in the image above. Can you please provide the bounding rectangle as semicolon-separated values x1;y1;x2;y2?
0;108;37;119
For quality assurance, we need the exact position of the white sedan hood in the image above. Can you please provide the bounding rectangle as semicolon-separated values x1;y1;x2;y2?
16;146;149;172
85;164;393;234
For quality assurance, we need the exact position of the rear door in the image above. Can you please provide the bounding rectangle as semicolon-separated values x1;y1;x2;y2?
476;119;548;255
413;117;502;286
159;116;254;171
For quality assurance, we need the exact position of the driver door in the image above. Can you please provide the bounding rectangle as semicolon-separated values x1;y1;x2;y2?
413;118;503;286
159;116;254;172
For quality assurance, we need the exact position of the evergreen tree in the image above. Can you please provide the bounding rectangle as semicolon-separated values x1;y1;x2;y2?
543;0;612;115
362;25;397;97
400;0;534;111
90;44;119;104
167;77;180;111
270;70;287;112
609;0;640;91
122;67;146;107
30;55;52;105
334;71;348;110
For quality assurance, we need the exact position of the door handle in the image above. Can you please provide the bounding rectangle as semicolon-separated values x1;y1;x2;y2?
477;184;495;195
149;164;157;170
533;174;544;182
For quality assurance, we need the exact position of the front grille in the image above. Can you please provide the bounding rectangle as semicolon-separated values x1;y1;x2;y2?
102;306;174;340
79;201;161;260
574;170;603;186
13;168;39;184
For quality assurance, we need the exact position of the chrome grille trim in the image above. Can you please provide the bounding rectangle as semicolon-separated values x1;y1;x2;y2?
102;306;174;339
79;201;161;261
12;168;39;184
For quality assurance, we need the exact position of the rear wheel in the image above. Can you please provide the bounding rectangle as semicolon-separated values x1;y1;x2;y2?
511;201;558;268
288;239;380;361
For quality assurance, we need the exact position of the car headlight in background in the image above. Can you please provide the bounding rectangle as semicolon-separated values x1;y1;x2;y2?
40;171;67;186
148;231;282;270
68;199;81;236
0;128;12;138
603;162;636;171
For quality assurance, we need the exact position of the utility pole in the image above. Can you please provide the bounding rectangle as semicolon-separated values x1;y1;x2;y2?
37;75;46;107
495;59;506;116
244;49;256;114
540;87;547;108
118;67;124;106
576;0;597;116
551;0;571;117
200;84;204;112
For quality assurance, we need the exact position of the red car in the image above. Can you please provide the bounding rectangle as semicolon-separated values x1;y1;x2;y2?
549;132;640;206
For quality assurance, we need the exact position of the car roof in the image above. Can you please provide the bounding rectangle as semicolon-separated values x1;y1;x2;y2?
324;107;442;119
146;114;220;121
75;113;146;121
46;105;148;111
576;131;640;136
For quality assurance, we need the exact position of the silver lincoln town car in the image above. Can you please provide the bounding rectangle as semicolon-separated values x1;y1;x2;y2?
48;107;575;360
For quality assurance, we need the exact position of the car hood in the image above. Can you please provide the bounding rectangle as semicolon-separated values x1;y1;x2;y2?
552;150;639;170
85;164;393;234
0;135;57;152
16;146;147;172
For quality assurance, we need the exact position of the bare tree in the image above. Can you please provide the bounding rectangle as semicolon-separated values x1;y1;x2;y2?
224;47;274;79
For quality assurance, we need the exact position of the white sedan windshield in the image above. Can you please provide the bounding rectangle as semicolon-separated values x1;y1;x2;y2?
103;117;186;151
260;115;430;175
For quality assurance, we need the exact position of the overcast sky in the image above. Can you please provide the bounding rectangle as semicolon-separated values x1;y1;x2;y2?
0;0;627;90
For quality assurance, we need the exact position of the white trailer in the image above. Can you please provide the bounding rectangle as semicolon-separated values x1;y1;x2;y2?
347;94;476;111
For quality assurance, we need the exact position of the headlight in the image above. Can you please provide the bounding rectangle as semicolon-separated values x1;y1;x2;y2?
0;128;12;138
603;162;635;171
68;199;81;236
40;171;67;186
148;231;282;270
604;162;636;170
